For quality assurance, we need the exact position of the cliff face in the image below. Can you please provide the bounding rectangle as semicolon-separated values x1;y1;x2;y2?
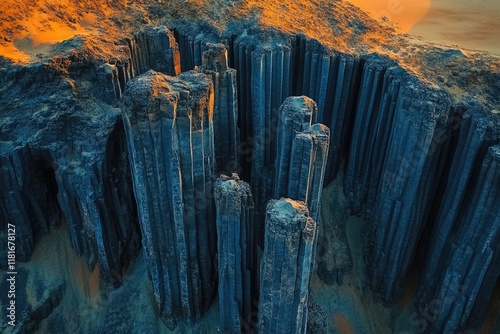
0;60;141;287
200;44;240;175
0;12;499;333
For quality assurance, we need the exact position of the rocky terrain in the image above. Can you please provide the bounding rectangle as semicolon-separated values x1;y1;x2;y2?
0;1;499;333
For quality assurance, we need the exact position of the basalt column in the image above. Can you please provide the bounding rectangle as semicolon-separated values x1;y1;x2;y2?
426;145;500;333
274;96;330;223
274;96;318;200
215;174;255;334
200;44;240;174
292;38;362;181
127;26;181;78
250;46;293;244
0;144;60;266
345;59;403;216
121;70;216;328
230;35;256;180
365;79;452;303
321;53;360;183
258;198;317;334
53;118;141;286
418;105;500;332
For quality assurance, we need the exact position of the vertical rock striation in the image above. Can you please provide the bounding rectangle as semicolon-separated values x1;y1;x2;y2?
258;198;317;334
174;29;219;72
418;105;500;331
98;63;123;104
54;120;141;286
250;45;294;244
274;96;318;200
292;38;361;181
127;26;181;77
274;96;329;222
214;174;255;334
230;35;256;180
0;144;60;266
370;84;452;302
345;59;403;216
426;145;500;333
251;45;293;179
200;44;240;174
121;70;217;328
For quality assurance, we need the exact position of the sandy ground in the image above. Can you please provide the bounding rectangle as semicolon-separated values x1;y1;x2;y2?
348;0;500;55
411;0;500;55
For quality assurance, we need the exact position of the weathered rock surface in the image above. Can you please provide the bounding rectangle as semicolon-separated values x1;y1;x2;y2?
417;104;500;332
344;57;403;216
292;38;362;182
200;44;240;174
214;174;255;334
274;97;329;222
0;60;141;286
121;69;217;328
258;198;317;334
370;88;452;302
274;96;318;199
306;302;328;334
343;62;453;302
0;144;60;265
1;17;500;334
127;26;181;77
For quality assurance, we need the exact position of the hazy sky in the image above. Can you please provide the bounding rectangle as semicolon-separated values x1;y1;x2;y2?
348;0;500;54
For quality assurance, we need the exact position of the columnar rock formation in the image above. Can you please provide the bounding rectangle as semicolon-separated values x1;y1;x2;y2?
418;105;500;331
0;97;141;286
370;87;452;302
98;63;123;104
0;145;59;265
121;70;217;328
345;58;402;216
2;18;500;333
200;44;240;174
343;60;453;302
274;96;318;198
214;174;255;334
274;96;329;222
230;35;256;179
127;26;181;77
258;198;317;334
174;29;219;72
55;121;141;285
423;145;500;333
250;45;294;235
292;38;361;182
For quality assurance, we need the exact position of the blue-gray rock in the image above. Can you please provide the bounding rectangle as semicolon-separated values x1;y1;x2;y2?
127;26;181;77
215;173;255;334
417;103;500;332
274;96;318;201
292;38;361;182
0;144;60;266
200;44;240;174
306;302;328;334
258;198;317;334
344;57;402;216
121;69;217;328
0;59;141;286
356;72;452;303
